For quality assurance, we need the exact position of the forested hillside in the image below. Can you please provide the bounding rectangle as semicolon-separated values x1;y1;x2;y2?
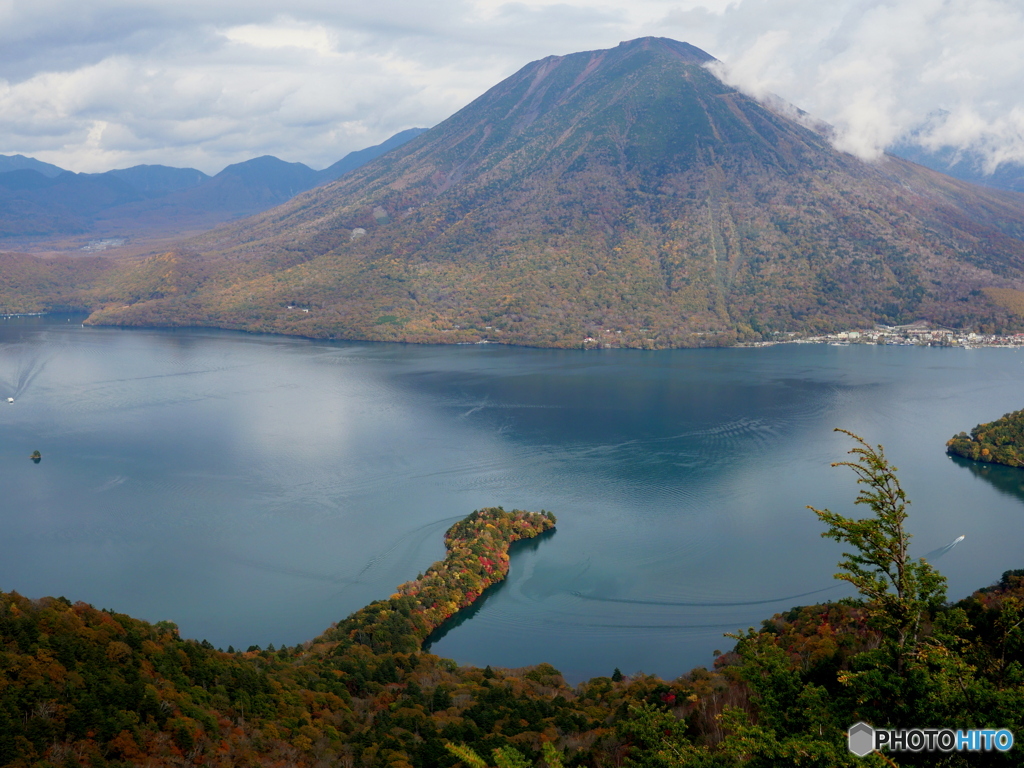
948;408;1024;467
76;38;1024;347
5;39;1024;346
4;462;1024;767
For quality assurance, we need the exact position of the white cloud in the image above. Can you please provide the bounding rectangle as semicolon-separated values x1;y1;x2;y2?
222;21;335;56
0;0;1021;174
706;0;1024;168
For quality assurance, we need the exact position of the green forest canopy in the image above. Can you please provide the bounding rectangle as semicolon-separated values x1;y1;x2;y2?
947;407;1024;467
3;466;1024;767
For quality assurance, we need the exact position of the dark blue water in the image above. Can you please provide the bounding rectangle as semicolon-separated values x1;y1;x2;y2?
3;315;1024;682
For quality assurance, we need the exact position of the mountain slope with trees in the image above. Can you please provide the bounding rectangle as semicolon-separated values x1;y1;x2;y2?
3;443;1024;766
891;142;1024;195
5;38;1024;344
72;36;1024;347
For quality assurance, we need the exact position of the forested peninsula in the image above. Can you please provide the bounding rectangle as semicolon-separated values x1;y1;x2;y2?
4;485;1024;767
326;508;556;654
947;408;1024;467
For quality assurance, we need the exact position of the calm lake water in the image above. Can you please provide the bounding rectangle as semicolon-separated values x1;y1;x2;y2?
3;315;1024;682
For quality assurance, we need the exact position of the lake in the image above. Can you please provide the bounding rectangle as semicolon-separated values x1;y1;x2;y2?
3;315;1024;683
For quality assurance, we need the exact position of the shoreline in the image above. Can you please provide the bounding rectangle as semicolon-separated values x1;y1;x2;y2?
10;310;1024;351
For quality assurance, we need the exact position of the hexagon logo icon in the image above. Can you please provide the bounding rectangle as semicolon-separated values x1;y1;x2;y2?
848;722;875;757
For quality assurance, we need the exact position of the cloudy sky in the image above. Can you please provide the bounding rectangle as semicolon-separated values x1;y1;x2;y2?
2;0;1022;175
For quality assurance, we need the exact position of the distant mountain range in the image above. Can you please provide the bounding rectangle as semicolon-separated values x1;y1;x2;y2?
4;38;1024;347
0;154;65;178
888;143;1024;195
0;128;426;241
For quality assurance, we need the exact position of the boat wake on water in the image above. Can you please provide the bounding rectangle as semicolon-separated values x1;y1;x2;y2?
328;514;467;598
570;584;843;608
923;534;966;561
0;344;51;400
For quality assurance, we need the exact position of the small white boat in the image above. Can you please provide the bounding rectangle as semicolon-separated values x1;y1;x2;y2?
6;397;13;404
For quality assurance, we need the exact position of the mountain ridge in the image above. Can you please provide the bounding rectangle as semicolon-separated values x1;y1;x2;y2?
0;129;427;243
889;141;1024;195
5;38;1024;346
78;36;1024;346
0;153;64;177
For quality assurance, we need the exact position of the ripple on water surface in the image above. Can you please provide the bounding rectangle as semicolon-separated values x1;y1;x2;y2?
3;321;1024;680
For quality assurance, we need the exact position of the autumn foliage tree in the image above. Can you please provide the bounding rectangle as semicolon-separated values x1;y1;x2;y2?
947;408;1024;467
809;429;947;670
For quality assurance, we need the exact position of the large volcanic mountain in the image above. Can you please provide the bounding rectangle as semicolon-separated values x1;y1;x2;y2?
31;38;1024;345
